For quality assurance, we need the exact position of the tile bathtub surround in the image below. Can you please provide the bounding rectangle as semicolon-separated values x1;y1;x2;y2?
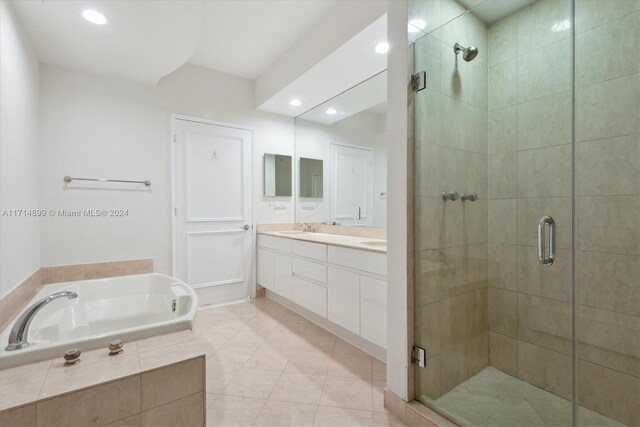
0;354;205;427
41;258;154;284
0;332;208;412
0;269;42;331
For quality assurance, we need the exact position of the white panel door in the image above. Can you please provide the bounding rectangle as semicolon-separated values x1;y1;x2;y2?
172;117;253;306
329;143;373;226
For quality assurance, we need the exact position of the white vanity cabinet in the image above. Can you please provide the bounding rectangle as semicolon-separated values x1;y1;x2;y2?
257;234;387;351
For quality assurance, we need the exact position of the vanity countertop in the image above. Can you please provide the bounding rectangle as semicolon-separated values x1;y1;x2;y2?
258;230;387;254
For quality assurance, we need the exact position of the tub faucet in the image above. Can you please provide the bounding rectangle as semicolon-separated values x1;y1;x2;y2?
5;291;78;351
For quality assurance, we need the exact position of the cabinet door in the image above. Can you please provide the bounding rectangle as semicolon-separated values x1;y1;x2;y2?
274;253;292;300
327;267;360;334
360;276;386;348
258;249;274;291
291;276;327;318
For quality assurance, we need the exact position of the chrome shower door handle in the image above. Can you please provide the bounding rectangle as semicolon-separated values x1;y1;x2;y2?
537;216;556;266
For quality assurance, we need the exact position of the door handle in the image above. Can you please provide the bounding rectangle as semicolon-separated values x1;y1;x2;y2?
537;216;556;266
243;225;250;231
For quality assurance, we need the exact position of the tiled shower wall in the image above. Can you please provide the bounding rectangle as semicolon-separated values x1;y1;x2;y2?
487;0;639;425
413;0;489;399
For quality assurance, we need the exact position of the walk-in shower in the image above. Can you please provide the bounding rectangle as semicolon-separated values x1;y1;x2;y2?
410;0;639;426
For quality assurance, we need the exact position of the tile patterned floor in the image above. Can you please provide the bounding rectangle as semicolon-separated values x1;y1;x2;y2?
194;298;407;427
421;367;626;427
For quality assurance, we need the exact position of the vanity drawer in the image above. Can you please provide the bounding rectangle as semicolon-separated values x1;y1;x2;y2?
258;234;293;253
328;246;386;277
291;276;327;318
292;258;327;284
292;240;326;262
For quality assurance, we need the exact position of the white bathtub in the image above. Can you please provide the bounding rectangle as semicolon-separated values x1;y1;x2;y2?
0;273;198;369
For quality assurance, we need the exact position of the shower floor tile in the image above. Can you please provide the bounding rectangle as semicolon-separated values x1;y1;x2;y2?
420;367;626;427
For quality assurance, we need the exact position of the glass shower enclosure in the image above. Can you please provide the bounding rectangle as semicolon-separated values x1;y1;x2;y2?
411;0;639;425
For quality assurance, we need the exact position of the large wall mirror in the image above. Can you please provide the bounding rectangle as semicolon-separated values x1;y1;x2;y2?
294;70;387;228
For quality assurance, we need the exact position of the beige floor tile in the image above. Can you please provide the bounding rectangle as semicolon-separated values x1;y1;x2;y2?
207;346;255;369
254;400;318;427
313;406;373;426
372;410;407;427
205;365;242;394
206;393;218;407
372;360;386;382
304;323;335;337
285;351;332;375
265;331;303;350
222;368;281;399
270;372;327;404
225;329;268;348
206;395;265;427
245;346;294;371
320;376;373;411
200;326;239;348
296;334;337;354
333;339;369;357
328;354;373;380
373;381;386;412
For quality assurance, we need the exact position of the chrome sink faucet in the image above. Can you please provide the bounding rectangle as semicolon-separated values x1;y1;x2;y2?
299;222;312;232
5;291;78;351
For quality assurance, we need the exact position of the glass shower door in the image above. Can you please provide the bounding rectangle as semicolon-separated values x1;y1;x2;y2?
412;0;575;425
574;1;640;426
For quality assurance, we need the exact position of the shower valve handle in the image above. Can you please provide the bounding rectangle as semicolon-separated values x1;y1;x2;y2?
442;191;460;201
461;192;478;202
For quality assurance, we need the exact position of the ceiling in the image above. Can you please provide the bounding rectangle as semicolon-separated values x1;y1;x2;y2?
11;0;337;85
457;0;538;24
190;1;337;80
298;71;387;125
257;14;387;118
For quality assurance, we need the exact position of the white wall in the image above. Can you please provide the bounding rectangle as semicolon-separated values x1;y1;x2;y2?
294;111;387;227
386;0;409;400
0;0;41;299
39;63;294;273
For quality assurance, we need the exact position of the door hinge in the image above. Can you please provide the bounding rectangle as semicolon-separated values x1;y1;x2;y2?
174;206;178;216
411;345;426;367
173;134;178;144
411;71;426;92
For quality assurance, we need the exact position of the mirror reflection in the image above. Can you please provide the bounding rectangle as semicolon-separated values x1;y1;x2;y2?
294;70;387;228
263;153;292;197
299;158;323;197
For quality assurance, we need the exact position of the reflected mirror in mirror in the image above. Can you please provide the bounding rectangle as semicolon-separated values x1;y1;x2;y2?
299;158;323;197
294;70;387;229
263;153;292;197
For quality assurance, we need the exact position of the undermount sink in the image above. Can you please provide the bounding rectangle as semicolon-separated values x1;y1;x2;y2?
279;231;308;235
361;241;387;247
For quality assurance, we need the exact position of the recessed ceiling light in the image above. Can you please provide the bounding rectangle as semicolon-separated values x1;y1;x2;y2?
326;108;337;115
82;9;108;25
408;19;426;33
375;42;389;54
289;99;302;107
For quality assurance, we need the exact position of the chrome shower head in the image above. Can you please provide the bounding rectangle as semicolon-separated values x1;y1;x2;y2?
453;43;479;62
